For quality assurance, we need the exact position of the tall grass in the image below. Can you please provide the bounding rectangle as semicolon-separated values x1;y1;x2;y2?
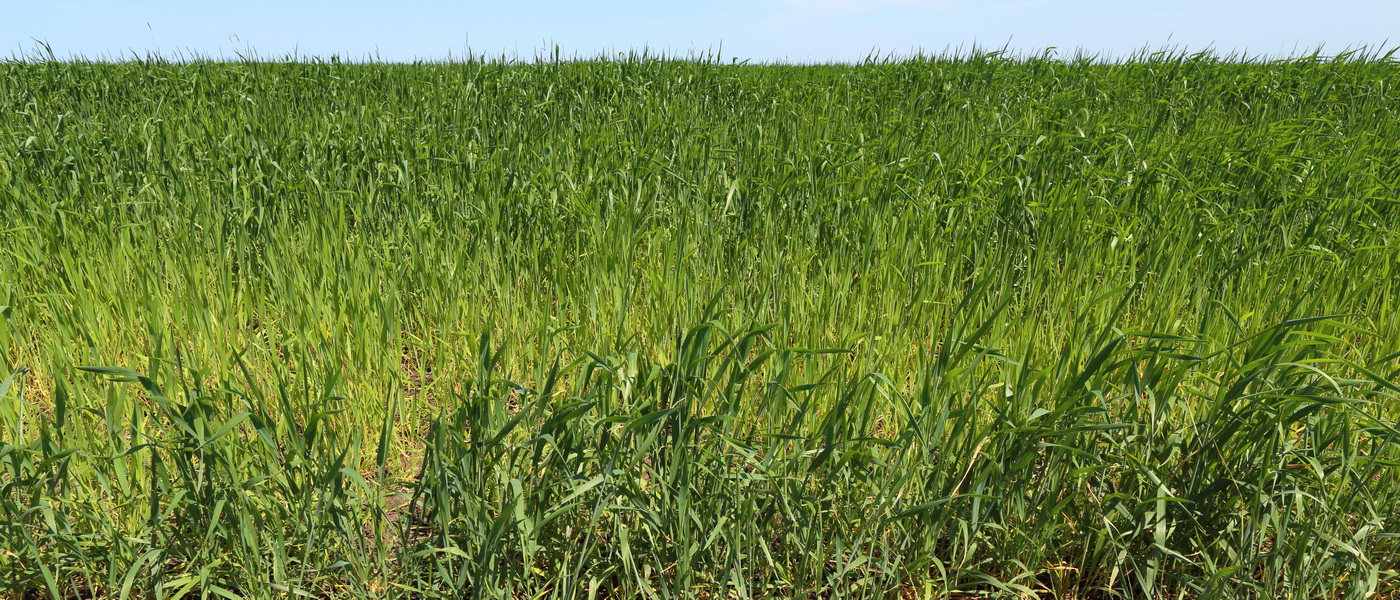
1;51;1399;598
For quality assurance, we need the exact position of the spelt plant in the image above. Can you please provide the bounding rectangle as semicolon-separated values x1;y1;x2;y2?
1;49;1398;598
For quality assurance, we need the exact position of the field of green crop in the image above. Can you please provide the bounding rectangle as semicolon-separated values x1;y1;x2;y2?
2;52;1399;599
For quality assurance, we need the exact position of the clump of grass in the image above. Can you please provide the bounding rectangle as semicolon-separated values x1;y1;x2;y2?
1;49;1399;597
3;302;1399;597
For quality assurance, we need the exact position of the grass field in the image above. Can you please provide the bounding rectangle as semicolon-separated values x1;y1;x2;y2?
2;51;1400;598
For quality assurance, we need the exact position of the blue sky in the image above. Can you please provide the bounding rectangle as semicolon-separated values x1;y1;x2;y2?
4;0;1397;62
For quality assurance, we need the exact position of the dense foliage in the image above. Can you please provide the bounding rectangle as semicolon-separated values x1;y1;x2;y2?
2;52;1399;598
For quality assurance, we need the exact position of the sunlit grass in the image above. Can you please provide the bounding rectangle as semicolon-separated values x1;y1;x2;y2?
1;49;1399;598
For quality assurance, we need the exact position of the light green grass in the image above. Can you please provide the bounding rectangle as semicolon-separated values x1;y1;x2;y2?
1;51;1399;598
